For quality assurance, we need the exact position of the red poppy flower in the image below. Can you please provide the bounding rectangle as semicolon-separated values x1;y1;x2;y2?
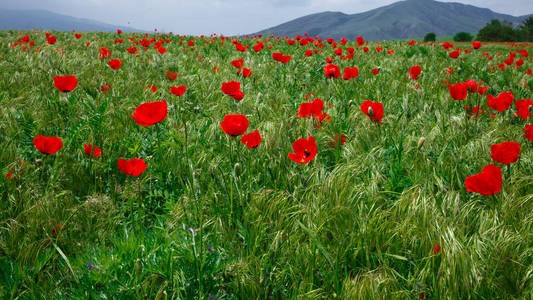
516;59;524;67
221;81;240;95
449;50;460;59
220;114;249;136
75;33;82;39
433;243;440;255
231;59;244;69
297;98;324;118
117;158;148;176
170;86;187;96
342;67;358;80
238;68;253;77
108;59;122;70
478;86;488;95
241;129;261;148
363;47;369;52
376;47;383;52
491;141;521;165
356;36;365;46
130;100;168;126
372;68;380;75
409;40;416;46
448;82;468;100
272;52;283;61
288;136;317;164
33;135;63;154
442;42;454;50
127;47;138;55
47;36;56;44
98;47;111;59
253;44;264;52
465;80;478;93
84;144;102;158
166;70;178;81
504;57;514;65
329;134;347;147
53;75;78;93
304;49;313;56
146;85;157;94
524;125;533;141
101;84;111;93
465;164;502;196
313;112;331;129
280;55;291;63
514;99;533;120
5;172;12;179
323;64;341;79
360;100;383;123
487;92;514;112
231;90;245;101
408;65;421;80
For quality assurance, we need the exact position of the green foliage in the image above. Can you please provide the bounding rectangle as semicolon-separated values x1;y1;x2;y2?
477;16;533;42
0;30;532;299
424;32;436;42
453;32;473;42
520;16;533;41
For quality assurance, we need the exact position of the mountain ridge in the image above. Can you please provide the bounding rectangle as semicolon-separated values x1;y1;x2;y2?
0;9;145;32
252;0;533;40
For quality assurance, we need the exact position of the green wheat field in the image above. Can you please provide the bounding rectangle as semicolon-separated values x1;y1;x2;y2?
0;30;532;299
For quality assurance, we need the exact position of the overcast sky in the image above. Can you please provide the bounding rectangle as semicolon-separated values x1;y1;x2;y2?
1;0;532;35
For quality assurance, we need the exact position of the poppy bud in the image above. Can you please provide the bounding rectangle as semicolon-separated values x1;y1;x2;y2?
348;100;353;107
35;159;43;166
134;259;142;276
234;163;241;176
194;106;200;113
418;137;426;149
367;106;374;117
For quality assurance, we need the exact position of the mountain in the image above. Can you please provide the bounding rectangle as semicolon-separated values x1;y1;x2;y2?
252;0;533;41
0;9;144;32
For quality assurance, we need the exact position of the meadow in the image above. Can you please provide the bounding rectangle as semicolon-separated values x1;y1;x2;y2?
0;30;532;299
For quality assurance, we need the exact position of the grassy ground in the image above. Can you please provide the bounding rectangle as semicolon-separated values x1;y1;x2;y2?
0;30;532;299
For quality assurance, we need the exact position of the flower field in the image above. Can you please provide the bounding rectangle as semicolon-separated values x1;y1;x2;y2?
0;30;532;299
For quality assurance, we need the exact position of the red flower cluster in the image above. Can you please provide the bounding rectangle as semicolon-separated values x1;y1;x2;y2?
272;52;291;63
221;81;244;101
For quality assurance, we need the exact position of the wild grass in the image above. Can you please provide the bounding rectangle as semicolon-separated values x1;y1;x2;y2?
0;30;532;299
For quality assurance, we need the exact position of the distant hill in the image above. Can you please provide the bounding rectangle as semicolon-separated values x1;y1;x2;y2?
253;0;533;41
0;9;144;32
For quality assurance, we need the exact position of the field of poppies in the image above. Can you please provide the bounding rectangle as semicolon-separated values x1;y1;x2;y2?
0;29;532;299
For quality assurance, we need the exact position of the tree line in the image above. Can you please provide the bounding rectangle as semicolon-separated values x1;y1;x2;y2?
423;16;533;42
